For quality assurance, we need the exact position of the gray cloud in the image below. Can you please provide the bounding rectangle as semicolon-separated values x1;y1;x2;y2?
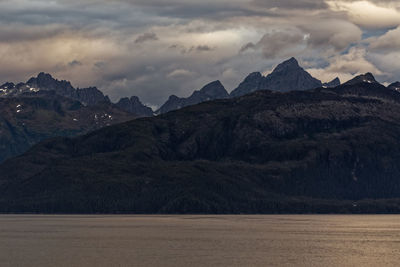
240;42;257;53
327;1;400;29
0;0;399;106
135;32;159;43
195;45;213;52
369;26;400;51
241;21;362;60
69;60;83;67
244;29;306;59
251;0;328;10
301;20;362;51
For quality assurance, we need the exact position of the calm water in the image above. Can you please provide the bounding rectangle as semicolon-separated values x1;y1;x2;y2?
1;215;400;267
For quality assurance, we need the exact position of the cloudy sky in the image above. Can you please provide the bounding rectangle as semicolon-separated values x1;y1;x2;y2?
1;0;400;107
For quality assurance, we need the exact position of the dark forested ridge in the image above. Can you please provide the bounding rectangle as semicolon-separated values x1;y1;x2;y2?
0;91;136;163
3;77;400;213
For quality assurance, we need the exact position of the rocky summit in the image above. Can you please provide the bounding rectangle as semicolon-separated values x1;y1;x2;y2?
230;57;323;97
157;80;229;114
153;58;340;114
26;73;110;106
3;75;400;213
229;72;265;98
388;82;400;91
0;91;136;163
323;77;341;88
1;73;154;115
1;73;110;106
116;96;154;118
344;72;378;86
0;73;156;163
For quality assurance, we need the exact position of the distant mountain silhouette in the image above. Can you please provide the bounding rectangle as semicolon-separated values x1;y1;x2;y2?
344;72;378;86
116;96;154;118
157;80;229;114
157;58;339;113
229;72;265;98
1;72;110;106
26;73;110;106
230;57;323;97
0;73;153;116
323;77;341;88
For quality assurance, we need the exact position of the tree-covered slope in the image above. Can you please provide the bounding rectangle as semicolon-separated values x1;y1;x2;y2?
0;91;135;163
2;80;400;213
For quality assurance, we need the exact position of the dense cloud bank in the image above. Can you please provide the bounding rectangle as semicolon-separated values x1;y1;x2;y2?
0;0;400;107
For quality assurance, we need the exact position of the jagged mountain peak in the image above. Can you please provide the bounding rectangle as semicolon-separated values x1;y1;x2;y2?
27;72;72;87
0;82;15;89
230;57;322;97
246;72;263;79
388;82;400;91
323;77;341;88
27;72;50;84
157;80;229;114
37;72;53;80
116;95;153;118
128;96;142;103
331;77;341;83
273;57;300;72
198;80;228;98
264;57;322;91
26;72;74;94
168;95;180;100
0;73;111;107
345;73;377;85
230;72;265;97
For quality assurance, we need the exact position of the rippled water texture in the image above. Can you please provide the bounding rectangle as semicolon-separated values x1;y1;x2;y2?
1;215;400;266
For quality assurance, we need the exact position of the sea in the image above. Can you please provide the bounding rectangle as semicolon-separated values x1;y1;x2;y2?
1;215;399;266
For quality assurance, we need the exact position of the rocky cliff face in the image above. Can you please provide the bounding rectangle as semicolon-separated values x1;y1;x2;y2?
323;77;341;88
388;82;400;91
230;57;322;97
156;58;336;113
344;72;377;85
76;87;111;106
0;73;155;117
1;73;111;106
3;76;400;213
157;80;229;114
116;96;154;117
0;91;135;163
229;72;264;98
26;72;76;98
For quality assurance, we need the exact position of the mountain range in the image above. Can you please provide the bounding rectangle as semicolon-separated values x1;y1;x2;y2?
0;90;135;163
1;73;110;106
116;96;154;117
0;73;153;117
2;57;400;213
230;57;326;97
2;70;400;213
0;58;340;163
159;57;340;113
156;80;229;114
0;73;155;162
1;58;340;119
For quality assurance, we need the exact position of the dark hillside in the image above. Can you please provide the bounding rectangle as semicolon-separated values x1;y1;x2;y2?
2;80;400;213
